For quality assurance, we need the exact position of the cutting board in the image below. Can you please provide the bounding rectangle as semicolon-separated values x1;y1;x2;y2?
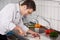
26;34;51;40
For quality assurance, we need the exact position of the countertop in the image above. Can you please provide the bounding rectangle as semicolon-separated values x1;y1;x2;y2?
25;33;60;40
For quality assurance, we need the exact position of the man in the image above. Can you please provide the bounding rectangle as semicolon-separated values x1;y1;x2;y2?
0;0;40;40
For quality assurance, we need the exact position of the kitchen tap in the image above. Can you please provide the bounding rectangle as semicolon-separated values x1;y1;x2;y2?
33;15;51;29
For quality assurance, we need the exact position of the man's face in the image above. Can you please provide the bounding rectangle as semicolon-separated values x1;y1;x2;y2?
20;5;33;16
24;9;33;16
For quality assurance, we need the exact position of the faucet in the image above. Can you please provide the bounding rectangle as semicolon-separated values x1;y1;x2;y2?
33;15;51;29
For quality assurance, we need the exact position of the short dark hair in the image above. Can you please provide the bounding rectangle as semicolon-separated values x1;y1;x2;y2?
20;0;36;11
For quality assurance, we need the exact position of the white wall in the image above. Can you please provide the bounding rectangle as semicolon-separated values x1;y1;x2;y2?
0;0;21;10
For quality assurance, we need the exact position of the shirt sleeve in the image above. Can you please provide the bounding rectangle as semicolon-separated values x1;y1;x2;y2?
0;3;16;31
18;19;29;32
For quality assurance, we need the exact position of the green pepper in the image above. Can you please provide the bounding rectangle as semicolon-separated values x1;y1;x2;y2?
50;31;58;38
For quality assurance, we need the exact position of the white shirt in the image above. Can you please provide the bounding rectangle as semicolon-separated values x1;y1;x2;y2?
0;3;29;35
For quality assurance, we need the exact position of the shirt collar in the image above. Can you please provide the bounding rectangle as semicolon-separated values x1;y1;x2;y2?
16;4;20;13
16;3;23;17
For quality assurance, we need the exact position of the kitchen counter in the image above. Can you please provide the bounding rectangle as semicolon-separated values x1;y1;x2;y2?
26;24;60;40
25;33;50;40
25;33;60;40
25;27;60;40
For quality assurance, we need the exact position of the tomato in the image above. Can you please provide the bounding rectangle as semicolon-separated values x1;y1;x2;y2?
45;29;54;35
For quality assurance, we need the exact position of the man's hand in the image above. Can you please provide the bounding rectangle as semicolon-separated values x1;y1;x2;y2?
31;32;40;38
13;26;26;36
27;30;40;38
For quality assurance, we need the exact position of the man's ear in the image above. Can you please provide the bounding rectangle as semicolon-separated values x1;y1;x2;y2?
23;5;27;9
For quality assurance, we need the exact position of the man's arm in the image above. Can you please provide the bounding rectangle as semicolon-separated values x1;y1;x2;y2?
0;4;25;36
18;19;40;37
18;19;29;32
13;25;26;36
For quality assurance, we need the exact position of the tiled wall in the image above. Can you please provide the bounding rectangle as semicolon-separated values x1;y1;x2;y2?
27;0;60;20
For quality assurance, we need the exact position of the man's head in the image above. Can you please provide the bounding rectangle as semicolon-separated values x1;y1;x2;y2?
19;0;36;16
